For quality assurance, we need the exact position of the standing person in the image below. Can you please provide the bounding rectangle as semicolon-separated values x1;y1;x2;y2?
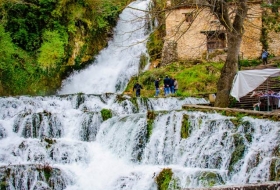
163;75;170;96
169;77;175;94
154;78;160;97
174;78;178;93
133;82;143;97
261;49;269;65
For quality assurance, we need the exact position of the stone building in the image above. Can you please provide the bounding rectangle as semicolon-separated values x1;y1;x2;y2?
162;1;279;63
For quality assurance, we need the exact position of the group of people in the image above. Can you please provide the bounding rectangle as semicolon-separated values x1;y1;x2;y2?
132;75;178;97
155;75;178;97
250;89;280;111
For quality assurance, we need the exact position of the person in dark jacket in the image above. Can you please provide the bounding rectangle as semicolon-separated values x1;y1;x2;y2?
163;75;170;96
133;82;143;97
169;77;175;94
154;78;160;97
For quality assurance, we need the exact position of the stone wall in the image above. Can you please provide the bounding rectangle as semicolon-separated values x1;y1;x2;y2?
240;4;263;59
164;7;214;60
268;31;280;56
163;3;278;61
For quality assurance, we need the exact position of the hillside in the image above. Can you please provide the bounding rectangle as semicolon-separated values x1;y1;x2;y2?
0;0;131;96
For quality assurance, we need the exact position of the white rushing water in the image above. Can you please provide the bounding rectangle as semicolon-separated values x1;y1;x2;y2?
58;0;151;95
0;94;279;190
1;0;280;189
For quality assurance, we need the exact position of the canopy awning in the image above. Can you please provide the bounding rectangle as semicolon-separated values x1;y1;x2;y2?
230;68;280;101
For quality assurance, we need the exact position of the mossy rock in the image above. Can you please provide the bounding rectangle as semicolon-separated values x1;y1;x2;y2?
269;158;280;181
146;111;158;140
198;171;224;187
100;109;112;121
155;168;173;190
228;133;246;173
181;114;190;139
147;111;157;120
42;138;57;149
241;121;254;143
0;181;8;189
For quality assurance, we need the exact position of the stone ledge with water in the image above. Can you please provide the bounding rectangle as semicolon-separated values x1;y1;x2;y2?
0;93;279;189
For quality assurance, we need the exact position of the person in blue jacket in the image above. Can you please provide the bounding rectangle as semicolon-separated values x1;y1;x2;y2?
261;49;269;65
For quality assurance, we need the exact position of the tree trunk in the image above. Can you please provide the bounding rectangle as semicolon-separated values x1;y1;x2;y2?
214;32;242;107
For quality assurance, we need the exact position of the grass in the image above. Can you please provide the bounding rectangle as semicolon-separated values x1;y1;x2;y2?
124;61;224;98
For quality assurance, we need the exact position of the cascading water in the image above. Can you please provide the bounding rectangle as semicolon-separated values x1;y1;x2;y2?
58;0;151;95
1;0;280;189
0;94;279;189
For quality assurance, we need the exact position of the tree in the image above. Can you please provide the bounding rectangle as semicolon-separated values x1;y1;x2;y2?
207;0;248;107
160;0;249;107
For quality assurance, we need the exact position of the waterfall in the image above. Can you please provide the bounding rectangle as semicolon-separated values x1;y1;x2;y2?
1;0;280;189
0;94;279;189
58;0;152;95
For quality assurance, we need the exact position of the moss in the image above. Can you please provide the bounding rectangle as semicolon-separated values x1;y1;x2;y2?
155;168;173;190
116;94;127;102
43;164;53;182
139;53;149;71
181;114;190;139
229;134;246;173
43;138;57;149
146;119;154;140
147;111;156;120
100;109;112;121
269;158;280;181
130;98;139;112
146;111;157;139
198;171;224;187
272;146;280;157
242;121;254;143
0;181;8;189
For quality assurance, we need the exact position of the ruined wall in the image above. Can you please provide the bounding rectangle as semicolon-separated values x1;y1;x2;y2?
268;31;280;56
240;4;263;59
164;7;215;60
163;3;271;61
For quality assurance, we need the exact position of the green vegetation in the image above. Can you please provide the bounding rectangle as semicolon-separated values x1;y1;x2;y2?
198;171;224;187
147;0;166;62
146;111;157;139
239;59;261;68
269;158;280;181
155;168;173;190
101;109;112;121
261;2;280;51
229;134;246;173
42;164;53;181
125;62;223;97
43;138;57;149
241;121;254;143
0;0;130;96
181;114;190;139
0;181;8;189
